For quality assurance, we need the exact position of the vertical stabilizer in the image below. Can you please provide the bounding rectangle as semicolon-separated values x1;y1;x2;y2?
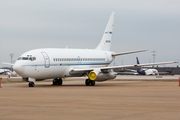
96;12;115;51
136;57;140;64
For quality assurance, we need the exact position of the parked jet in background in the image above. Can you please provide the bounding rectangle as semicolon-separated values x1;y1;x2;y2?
3;12;177;87
0;68;17;76
125;57;159;75
123;57;172;75
136;57;159;75
0;68;10;75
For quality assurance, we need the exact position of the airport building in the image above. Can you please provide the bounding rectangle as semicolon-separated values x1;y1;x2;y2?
152;67;180;75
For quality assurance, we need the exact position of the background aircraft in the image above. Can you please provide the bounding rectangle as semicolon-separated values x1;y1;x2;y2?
0;67;17;76
121;57;170;75
0;68;10;75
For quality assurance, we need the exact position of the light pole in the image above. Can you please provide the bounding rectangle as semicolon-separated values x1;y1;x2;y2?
9;53;14;71
151;51;156;68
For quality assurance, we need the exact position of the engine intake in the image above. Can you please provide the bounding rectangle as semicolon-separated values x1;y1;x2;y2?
88;70;116;81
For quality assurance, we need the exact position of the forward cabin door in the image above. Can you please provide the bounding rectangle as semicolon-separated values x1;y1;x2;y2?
41;52;50;68
77;56;81;65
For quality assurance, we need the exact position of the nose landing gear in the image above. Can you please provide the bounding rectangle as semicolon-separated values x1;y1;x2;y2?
29;82;35;87
28;78;36;87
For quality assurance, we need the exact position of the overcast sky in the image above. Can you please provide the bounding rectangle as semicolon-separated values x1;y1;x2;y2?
0;0;180;67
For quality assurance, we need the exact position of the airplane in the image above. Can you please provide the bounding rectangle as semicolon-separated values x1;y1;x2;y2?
123;57;161;75
4;12;176;87
0;68;17;76
0;68;10;75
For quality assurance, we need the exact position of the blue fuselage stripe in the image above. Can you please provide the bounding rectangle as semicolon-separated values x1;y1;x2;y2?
22;61;110;67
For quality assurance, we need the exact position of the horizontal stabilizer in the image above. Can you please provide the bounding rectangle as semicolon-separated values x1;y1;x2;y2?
112;49;148;57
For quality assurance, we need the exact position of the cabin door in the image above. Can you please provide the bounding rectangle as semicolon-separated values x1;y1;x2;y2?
41;52;50;68
77;56;81;65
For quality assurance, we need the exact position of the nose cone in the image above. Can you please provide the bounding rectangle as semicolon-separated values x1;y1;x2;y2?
13;61;25;76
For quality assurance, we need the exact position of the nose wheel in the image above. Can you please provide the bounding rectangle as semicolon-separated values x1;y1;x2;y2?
29;82;35;87
53;78;63;85
85;79;95;86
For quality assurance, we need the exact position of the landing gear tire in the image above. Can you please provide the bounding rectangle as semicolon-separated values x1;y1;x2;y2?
85;79;95;86
53;79;57;85
53;78;63;85
85;79;90;86
57;78;62;85
90;80;95;86
29;82;35;87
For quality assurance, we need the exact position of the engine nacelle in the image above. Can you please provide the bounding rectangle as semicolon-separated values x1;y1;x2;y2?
88;70;116;81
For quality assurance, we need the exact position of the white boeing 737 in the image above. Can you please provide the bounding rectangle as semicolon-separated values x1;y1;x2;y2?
9;12;176;87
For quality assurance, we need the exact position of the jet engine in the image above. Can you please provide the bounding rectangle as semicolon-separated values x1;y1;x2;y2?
137;69;146;75
137;68;158;75
88;69;116;81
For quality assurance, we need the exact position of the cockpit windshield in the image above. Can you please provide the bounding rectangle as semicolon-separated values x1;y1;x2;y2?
22;57;29;60
18;56;36;61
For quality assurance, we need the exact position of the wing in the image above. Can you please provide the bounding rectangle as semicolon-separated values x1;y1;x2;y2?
70;61;177;75
124;69;137;72
101;61;177;71
2;62;14;66
69;68;93;75
0;71;6;75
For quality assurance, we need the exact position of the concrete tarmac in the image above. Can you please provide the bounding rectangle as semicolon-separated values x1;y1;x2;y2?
0;76;180;120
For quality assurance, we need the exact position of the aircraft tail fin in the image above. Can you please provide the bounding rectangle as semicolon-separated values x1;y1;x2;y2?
136;57;140;64
96;12;115;51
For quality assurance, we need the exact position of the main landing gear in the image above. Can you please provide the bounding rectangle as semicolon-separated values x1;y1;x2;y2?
29;82;35;87
85;79;95;86
53;78;63;85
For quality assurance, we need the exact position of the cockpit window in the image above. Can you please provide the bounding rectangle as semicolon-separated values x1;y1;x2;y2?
17;57;22;60
29;57;36;61
22;57;28;60
32;57;36;61
17;56;36;61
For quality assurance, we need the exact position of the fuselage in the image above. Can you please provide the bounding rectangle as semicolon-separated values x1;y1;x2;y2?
14;48;115;79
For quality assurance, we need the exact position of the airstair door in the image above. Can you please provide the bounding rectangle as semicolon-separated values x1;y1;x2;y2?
41;52;50;68
77;56;81;65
